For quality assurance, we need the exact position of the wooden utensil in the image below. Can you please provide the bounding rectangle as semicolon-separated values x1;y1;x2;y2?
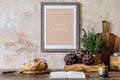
98;20;120;67
102;21;119;54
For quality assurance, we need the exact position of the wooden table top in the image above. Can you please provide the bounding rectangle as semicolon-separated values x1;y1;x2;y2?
0;69;120;80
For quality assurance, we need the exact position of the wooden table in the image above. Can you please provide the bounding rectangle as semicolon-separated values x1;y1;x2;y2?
0;69;120;80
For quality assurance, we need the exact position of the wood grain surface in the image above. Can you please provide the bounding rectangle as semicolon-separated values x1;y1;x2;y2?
64;64;104;72
0;69;120;80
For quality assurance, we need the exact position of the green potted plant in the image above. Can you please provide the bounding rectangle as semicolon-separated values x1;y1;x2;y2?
81;29;105;64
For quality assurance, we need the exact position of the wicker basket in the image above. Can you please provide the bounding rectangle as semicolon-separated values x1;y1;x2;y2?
92;54;102;64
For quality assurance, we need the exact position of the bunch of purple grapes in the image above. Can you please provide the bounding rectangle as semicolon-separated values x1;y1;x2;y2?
74;49;84;63
64;52;78;65
64;49;94;65
81;53;94;65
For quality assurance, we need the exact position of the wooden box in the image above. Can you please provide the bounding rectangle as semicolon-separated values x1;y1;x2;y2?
110;56;120;70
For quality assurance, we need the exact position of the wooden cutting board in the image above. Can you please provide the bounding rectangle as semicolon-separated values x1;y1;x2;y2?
101;21;119;53
20;69;51;75
64;64;105;72
98;21;120;67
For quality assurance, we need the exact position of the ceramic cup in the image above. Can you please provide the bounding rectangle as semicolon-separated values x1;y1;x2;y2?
98;66;108;77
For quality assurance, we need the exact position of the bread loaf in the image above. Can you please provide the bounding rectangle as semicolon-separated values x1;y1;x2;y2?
23;58;48;71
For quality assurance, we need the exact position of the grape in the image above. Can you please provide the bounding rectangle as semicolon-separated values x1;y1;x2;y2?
64;52;78;65
82;54;94;65
74;49;85;63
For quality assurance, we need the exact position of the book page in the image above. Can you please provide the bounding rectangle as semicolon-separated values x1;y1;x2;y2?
50;71;67;78
50;71;86;78
67;71;86;78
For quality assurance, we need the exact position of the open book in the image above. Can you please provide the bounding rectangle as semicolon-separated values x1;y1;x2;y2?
50;71;86;78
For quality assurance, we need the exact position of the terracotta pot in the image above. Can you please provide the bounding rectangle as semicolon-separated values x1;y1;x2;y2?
92;54;102;64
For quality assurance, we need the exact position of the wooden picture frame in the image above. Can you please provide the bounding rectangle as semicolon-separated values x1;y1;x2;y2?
41;2;80;52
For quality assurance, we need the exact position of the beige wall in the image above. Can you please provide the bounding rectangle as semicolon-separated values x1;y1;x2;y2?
0;0;120;69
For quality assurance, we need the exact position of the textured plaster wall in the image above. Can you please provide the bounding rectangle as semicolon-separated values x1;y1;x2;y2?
0;0;120;69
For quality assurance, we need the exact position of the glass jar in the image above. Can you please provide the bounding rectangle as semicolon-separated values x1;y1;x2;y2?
98;66;108;77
